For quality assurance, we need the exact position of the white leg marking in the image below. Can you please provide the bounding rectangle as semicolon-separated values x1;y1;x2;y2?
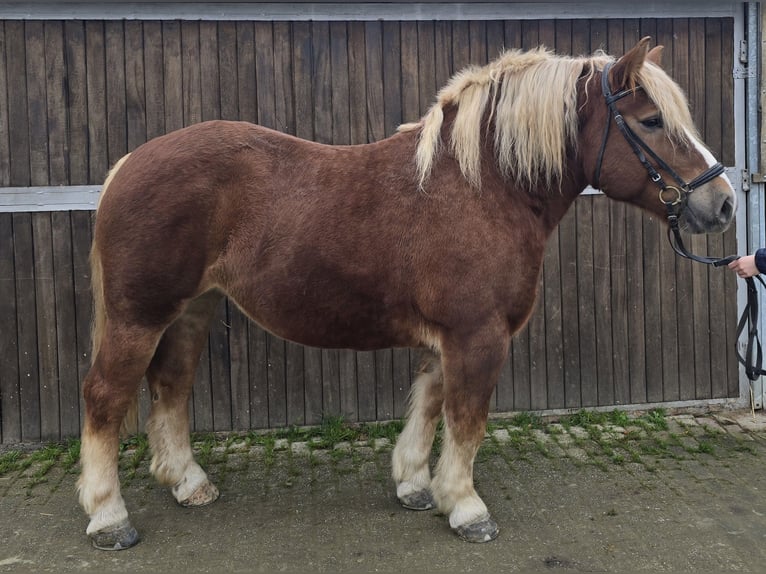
147;398;212;503
431;423;488;529
77;427;129;535
392;359;443;495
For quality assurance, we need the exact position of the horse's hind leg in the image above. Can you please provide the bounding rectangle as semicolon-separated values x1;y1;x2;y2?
391;353;443;511
145;291;222;507
78;324;162;550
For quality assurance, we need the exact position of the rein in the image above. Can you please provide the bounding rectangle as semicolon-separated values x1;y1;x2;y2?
596;61;766;382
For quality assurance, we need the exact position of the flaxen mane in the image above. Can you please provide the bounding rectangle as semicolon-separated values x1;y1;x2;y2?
400;47;698;190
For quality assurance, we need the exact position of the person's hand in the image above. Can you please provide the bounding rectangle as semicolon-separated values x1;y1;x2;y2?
729;255;760;278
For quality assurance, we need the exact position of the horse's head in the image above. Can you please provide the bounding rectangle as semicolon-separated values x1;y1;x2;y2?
584;37;735;234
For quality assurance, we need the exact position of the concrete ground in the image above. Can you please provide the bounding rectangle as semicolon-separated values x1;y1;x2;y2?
2;408;766;573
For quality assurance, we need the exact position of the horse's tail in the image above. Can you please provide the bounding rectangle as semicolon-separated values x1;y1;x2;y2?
90;153;139;436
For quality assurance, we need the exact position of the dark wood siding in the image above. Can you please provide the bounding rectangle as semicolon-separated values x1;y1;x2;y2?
0;18;738;443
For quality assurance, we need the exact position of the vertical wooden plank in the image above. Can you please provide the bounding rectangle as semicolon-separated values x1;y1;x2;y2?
23;21;59;440
71;211;93;432
500;19;528;412
181;21;202;127
143;21;165;140
162;21;183;134
452;20;470;74
254;22;287;427
7;22;30;186
537;20;565;410
434;21;452;93
45;21;67;185
520;20;548;411
363;21;390;421
26;21;48;187
605;20;630;406
218;22;242;429
52;212;79;438
0;23;9;188
417;21;435;117
0;213;21;442
367;350;387;422
14;213;40;441
589;20;613;404
652;18;680;403
669;18;696;401
382;21;402;136
328;21;358;422
200;21;221;121
122;20;151;431
636;19;663;405
248;325;269;429
704;19;728;399
236;22;256;125
124;21;146;152
105;21;127;165
400;22;419;124
347;21;377;422
689;18;712;400
201;22;232;431
65;21;88;185
218;21;239;121
46;21;79;438
310;21;340;420
292;21;323;425
554;20;583;410
274;21;304;426
85;21;108;184
180;21;213;431
273;22;295;134
619;19;648;405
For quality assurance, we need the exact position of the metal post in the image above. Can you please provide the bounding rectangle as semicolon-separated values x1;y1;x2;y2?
746;1;764;408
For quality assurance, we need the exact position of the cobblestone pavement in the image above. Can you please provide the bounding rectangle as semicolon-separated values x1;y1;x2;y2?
2;408;766;572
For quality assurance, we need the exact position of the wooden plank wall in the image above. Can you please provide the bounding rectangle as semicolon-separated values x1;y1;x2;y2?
0;18;737;443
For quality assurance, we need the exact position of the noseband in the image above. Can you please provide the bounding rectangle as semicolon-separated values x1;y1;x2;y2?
594;62;766;382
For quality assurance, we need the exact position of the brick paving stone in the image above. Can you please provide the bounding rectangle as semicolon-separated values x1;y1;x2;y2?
274;438;289;451
291;442;311;456
492;429;511;443
531;429;550;443
566;447;590;462
373;438;391;451
696;417;725;434
568;426;589;440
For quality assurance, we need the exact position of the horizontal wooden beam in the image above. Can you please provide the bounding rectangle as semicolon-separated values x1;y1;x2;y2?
0;2;740;22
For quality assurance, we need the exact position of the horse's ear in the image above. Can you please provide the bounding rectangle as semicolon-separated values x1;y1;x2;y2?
647;45;664;67
610;36;651;90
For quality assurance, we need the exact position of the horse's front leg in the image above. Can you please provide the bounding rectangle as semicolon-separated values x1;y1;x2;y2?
431;331;509;543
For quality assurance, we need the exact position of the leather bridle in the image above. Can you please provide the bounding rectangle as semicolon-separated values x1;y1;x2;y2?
594;61;766;382
594;61;725;214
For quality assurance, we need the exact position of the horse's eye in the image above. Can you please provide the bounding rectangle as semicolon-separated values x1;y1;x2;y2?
640;116;664;129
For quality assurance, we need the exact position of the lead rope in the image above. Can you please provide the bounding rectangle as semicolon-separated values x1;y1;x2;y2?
666;208;766;382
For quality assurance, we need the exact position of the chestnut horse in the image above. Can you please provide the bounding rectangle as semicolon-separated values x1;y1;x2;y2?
78;37;735;549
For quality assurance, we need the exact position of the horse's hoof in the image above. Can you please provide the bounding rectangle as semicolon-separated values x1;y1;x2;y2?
178;479;220;508
398;489;435;511
453;514;499;543
89;519;140;551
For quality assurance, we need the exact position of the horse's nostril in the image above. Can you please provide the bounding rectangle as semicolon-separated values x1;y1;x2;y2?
720;196;735;222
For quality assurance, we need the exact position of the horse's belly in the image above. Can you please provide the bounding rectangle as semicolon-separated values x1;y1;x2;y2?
228;278;415;351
